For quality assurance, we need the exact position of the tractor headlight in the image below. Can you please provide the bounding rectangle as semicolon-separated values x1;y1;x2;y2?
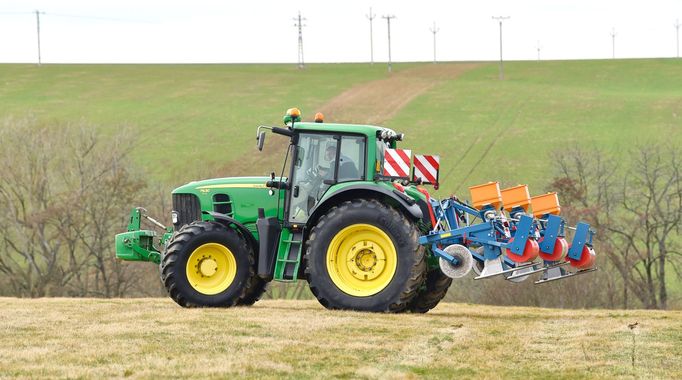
171;211;179;225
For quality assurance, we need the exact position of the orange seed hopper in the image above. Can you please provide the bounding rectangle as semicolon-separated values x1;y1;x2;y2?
530;192;561;218
469;182;502;210
500;185;531;212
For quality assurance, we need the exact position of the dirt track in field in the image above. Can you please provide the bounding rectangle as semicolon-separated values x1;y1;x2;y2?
315;63;480;125
219;63;480;177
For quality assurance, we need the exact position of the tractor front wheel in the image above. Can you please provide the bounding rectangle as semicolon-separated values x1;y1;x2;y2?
160;221;257;307
305;199;425;312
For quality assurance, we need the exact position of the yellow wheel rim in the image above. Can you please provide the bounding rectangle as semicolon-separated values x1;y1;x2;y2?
186;243;237;295
326;224;397;297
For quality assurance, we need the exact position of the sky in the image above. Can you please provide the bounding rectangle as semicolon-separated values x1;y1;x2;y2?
0;0;680;64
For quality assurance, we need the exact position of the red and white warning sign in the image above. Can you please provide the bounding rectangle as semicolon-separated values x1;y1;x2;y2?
413;154;440;185
383;148;412;178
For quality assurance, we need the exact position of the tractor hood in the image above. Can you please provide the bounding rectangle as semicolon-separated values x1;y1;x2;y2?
172;176;283;194
172;176;284;228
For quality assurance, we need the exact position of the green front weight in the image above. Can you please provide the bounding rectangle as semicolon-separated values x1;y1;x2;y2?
115;230;161;264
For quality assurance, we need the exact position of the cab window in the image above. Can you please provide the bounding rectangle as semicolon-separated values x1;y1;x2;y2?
288;133;366;223
338;135;365;182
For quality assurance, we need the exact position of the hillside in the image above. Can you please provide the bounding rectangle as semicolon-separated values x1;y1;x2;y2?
0;63;414;183
1;298;680;379
1;60;679;192
387;59;682;193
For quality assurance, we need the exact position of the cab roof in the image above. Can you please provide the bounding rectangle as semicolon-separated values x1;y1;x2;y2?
291;122;394;137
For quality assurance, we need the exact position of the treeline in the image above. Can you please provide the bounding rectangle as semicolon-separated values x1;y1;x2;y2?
0;117;166;297
1;118;679;309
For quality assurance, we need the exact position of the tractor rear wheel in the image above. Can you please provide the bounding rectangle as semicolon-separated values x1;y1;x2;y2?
407;268;452;313
160;221;257;307
236;276;268;306
305;199;425;312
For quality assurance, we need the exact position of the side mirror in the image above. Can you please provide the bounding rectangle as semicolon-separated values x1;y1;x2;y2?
257;131;266;151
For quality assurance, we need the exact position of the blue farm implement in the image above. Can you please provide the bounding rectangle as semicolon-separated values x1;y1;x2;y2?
418;182;596;284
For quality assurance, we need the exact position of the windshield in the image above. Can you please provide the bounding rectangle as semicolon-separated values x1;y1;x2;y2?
289;134;338;223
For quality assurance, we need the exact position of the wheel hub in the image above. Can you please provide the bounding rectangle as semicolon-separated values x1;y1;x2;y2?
198;257;218;277
346;240;386;281
355;248;377;271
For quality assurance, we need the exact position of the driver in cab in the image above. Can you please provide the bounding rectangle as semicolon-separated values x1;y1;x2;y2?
318;144;355;180
291;144;357;222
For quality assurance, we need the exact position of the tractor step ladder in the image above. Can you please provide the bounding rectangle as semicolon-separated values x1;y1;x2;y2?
275;230;303;281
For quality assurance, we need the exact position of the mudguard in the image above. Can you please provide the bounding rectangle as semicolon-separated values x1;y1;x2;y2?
307;183;423;226
202;211;259;253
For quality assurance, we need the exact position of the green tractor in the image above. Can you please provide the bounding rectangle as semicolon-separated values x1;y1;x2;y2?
116;108;450;312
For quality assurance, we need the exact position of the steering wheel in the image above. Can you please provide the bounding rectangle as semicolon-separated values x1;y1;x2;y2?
301;166;320;183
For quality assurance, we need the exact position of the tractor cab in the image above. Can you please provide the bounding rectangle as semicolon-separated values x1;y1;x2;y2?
287;132;365;223
256;108;413;227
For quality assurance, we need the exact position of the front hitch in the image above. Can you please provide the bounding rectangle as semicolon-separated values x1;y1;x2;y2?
115;208;172;264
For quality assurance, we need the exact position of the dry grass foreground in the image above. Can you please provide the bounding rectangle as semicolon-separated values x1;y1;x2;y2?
0;298;680;379
222;63;480;177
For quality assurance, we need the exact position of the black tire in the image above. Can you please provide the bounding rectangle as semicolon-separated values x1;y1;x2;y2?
160;221;257;307
236;276;268;306
407;268;452;313
305;199;426;312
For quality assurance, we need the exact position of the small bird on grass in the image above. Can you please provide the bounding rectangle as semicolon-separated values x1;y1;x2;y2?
628;322;639;330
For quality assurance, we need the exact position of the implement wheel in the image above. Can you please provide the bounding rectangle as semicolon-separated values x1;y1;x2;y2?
305;199;425;312
160;221;257;307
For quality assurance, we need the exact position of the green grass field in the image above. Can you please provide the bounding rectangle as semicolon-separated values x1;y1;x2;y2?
0;63;415;183
1;298;680;379
387;59;682;193
2;59;679;191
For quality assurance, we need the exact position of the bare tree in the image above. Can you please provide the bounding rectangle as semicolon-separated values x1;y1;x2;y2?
0;117;80;296
0;117;163;297
551;146;681;309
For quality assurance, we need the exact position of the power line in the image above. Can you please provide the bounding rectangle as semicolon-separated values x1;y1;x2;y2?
0;10;146;22
382;15;395;72
0;11;33;15
492;16;510;80
44;12;146;23
610;28;617;59
429;21;439;64
366;7;376;65
293;11;306;69
4;10;149;66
